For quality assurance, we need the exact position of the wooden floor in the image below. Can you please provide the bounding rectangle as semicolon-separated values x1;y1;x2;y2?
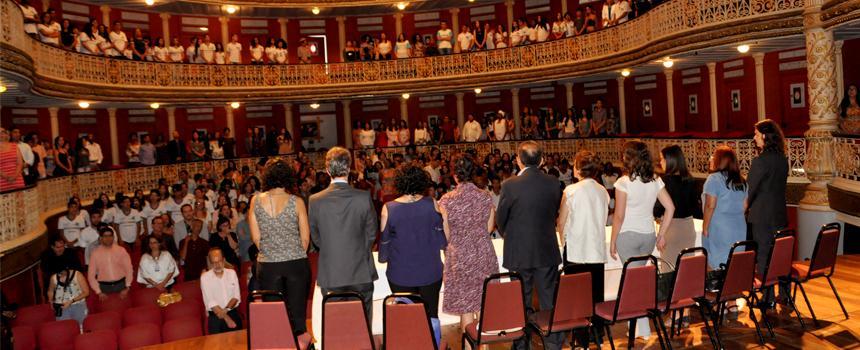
142;255;860;350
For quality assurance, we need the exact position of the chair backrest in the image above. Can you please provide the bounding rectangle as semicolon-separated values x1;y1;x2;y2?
119;323;162;350
247;290;302;350
74;330;117;350
96;293;132;314
10;304;54;328
323;292;375;350
807;223;841;277
612;255;658;321
383;293;437;350
12;326;36;350
83;311;122;333
667;247;708;310
162;317;203;343
549;272;593;333
761;235;795;287
174;280;203;301
476;272;527;342
38;319;81;350
163;299;204;322
131;287;163;307
123;304;163;327
718;241;757;302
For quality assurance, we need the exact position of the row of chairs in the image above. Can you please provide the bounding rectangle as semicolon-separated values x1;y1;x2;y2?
12;316;203;350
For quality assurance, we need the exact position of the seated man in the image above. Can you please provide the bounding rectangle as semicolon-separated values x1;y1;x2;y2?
200;248;242;334
87;226;134;299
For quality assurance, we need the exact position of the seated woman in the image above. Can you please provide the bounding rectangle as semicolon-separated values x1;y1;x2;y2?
137;235;179;290
47;263;90;325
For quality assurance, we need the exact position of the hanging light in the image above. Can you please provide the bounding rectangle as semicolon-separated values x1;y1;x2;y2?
310;103;320;109
662;58;674;68
78;101;90;108
401;93;410;100
311;7;320;15
737;44;750;53
150;103;160;109
225;5;238;14
474;88;482;94
144;0;154;6
230;102;240;108
621;69;631;77
397;2;407;10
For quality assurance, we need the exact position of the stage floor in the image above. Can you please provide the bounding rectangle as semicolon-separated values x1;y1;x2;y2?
142;255;860;350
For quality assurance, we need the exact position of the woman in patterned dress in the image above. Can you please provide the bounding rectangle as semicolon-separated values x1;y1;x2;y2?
438;156;499;335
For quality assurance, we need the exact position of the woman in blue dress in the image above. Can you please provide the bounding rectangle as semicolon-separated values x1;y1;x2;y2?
702;145;748;270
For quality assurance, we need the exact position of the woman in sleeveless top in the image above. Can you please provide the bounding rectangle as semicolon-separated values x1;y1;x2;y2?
248;159;310;335
48;267;90;325
0;128;24;191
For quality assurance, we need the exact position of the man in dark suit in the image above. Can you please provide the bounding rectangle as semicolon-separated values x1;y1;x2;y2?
496;141;564;350
309;147;378;320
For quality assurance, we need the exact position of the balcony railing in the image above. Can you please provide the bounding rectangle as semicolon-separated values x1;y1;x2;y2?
834;135;860;182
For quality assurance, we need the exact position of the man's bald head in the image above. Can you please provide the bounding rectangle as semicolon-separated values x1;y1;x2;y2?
517;141;543;168
208;248;225;272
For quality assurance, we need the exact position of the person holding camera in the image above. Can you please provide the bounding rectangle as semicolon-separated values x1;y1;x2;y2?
47;263;90;325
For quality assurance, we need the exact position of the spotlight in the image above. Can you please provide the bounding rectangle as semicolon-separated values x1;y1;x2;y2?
397;2;407;10
78;101;90;108
225;5;238;14
662;58;674;68
310;103;320;109
199;27;208;32
0;85;6;93
230;102;240;108
311;7;320;15
474;88;482;94
401;93;410;100
621;69;631;77
144;0;154;5
150;103;160;109
737;44;750;53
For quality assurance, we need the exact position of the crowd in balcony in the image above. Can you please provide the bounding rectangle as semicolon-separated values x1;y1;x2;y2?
17;0;661;65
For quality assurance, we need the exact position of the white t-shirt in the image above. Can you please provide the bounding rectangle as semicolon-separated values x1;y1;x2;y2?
424;165;441;184
265;46;277;62
113;208;142;243
275;48;288;64
457;32;473;51
140;202;166;234
108;31;129;57
78;32;97;54
462;120;482;142
614;175;665;234
215;51;226;64
21;5;38;34
602;5;613;27
137;252;180;287
162;198;191;224
168;45;184;62
199;42;216;63
536;25;549;42
225;42;242;63
153;46;169;62
493;119;507;140
436;29;453;49
37;22;61;45
58;212;88;243
394;41;411;59
414;128;429;144
562;178;610;263
613;1;631;24
78;226;100;264
510;29;521;46
249;45;264;61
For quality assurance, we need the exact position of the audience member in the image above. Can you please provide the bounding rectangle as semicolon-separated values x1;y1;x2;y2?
88;226;133;299
200;248;242;334
655;145;700;267
47;263;90;325
179;218;210;281
137;235;179;290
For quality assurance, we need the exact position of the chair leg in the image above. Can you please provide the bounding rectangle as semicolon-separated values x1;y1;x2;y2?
717;302;726;327
753;293;775;338
589;326;600;349
669;309;677;338
627;319;637;350
652;312;672;350
786;282;807;330
696;302;719;350
649;314;668;350
826;277;850;320
745;297;766;345
605;323;616;350
796;281;820;327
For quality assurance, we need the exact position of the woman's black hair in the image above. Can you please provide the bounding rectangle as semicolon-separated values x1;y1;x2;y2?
394;165;433;195
262;158;296;191
754;119;786;155
622;141;655;183
660;145;691;180
840;84;858;118
453;156;475;183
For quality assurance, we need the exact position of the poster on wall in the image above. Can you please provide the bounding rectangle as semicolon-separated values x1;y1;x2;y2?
371;119;383;130
642;99;653;117
301;120;320;140
731;90;741;111
688;95;698;114
427;115;439;126
790;83;806;108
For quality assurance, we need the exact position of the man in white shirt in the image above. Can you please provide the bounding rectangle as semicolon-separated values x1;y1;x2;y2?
37;15;61;46
612;0;631;25
436;21;453;55
424;158;441;184
163;185;192;227
462;114;482;142
112;196;143;247
602;0;615;27
457;25;474;52
225;34;242;64
200;35;217;64
492;113;508;141
85;135;104;170
20;0;39;35
200;248;242;334
79;211;104;264
10;129;33;181
108;21;131;58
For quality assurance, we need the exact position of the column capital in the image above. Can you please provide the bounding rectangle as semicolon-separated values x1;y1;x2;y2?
335;16;346;23
218;16;229;24
283;102;293;109
277;18;289;25
706;62;717;72
106;107;118;115
564;82;574;89
835;40;844;52
505;0;515;7
159;13;171;20
455;92;465;99
340;100;350;108
450;8;460;15
510;87;520;94
99;5;111;12
393;13;404;19
48;107;60;114
752;52;765;65
616;76;625;84
663;69;673;78
165;106;176;113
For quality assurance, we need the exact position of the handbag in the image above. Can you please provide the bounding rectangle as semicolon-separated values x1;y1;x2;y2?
656;258;675;302
157;292;183;307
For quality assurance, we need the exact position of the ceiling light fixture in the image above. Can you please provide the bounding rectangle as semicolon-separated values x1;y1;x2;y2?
230;102;241;108
144;0;154;6
78;101;90;108
0;85;6;93
199;27;208;32
401;93;410;99
662;58;674;68
309;103;320;109
150;103;160;109
737;44;750;53
621;69;631;77
397;2;407;10
225;5;238;14
474;88;482;94
311;7;320;15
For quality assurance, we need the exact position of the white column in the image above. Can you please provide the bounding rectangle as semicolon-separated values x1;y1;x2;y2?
100;5;111;28
394;13;404;38
283;103;294;137
707;62;719;132
278;18;288;41
564;82;574;109
166;107;176;137
342;101;353;149
107;108;119;166
511;88;521;139
753;53;766;121
617;77;627;134
336;16;346;62
49;107;60;140
41;1;50;12
506;0;515;37
835;40;845;98
218;17;230;45
160;13;171;44
450;9;460;40
225;106;235;136
400;97;409;122
560;0;568;17
455;93;465;128
664;69;676;132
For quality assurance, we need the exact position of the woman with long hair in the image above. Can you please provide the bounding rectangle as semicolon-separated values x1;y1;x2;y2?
0;128;24;191
394;33;412;59
167;37;184;62
137;235;179;290
248;159;310;336
53;136;73;176
185;36;200;64
249;37;265;64
840;84;860;134
656;145;700;267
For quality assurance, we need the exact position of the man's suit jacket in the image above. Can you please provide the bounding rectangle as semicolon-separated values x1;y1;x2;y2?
496;167;562;270
309;182;379;289
746;150;788;227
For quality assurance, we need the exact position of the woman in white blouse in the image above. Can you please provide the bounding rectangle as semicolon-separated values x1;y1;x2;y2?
199;35;216;64
186;36;200;63
359;122;376;149
495;25;508;49
394;33;412;59
397;120;411;146
168;37;184;62
37;13;61;46
414;121;430;145
137;235;179;290
274;39;288;64
58;201;88;246
78;23;101;55
386;119;400;147
214;42;226;64
153;37;169;62
249;38;264;64
264;38;277;63
377;33;393;60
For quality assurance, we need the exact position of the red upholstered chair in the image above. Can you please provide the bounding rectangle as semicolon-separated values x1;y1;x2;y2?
790;223;848;327
594;255;667;350
173;280;203;302
707;241;764;345
462;273;528;349
122;305;163;327
162;317;203;343
753;234;804;334
247;290;312;350
383;293;437;350
131;287;163;307
163;299;205;322
322;292;375;350
10;304;54;328
659;247;717;350
119;323;162;350
83;311;122;334
37;319;81;350
95;293;131;314
74;329;118;350
12;326;36;350
529;271;595;349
